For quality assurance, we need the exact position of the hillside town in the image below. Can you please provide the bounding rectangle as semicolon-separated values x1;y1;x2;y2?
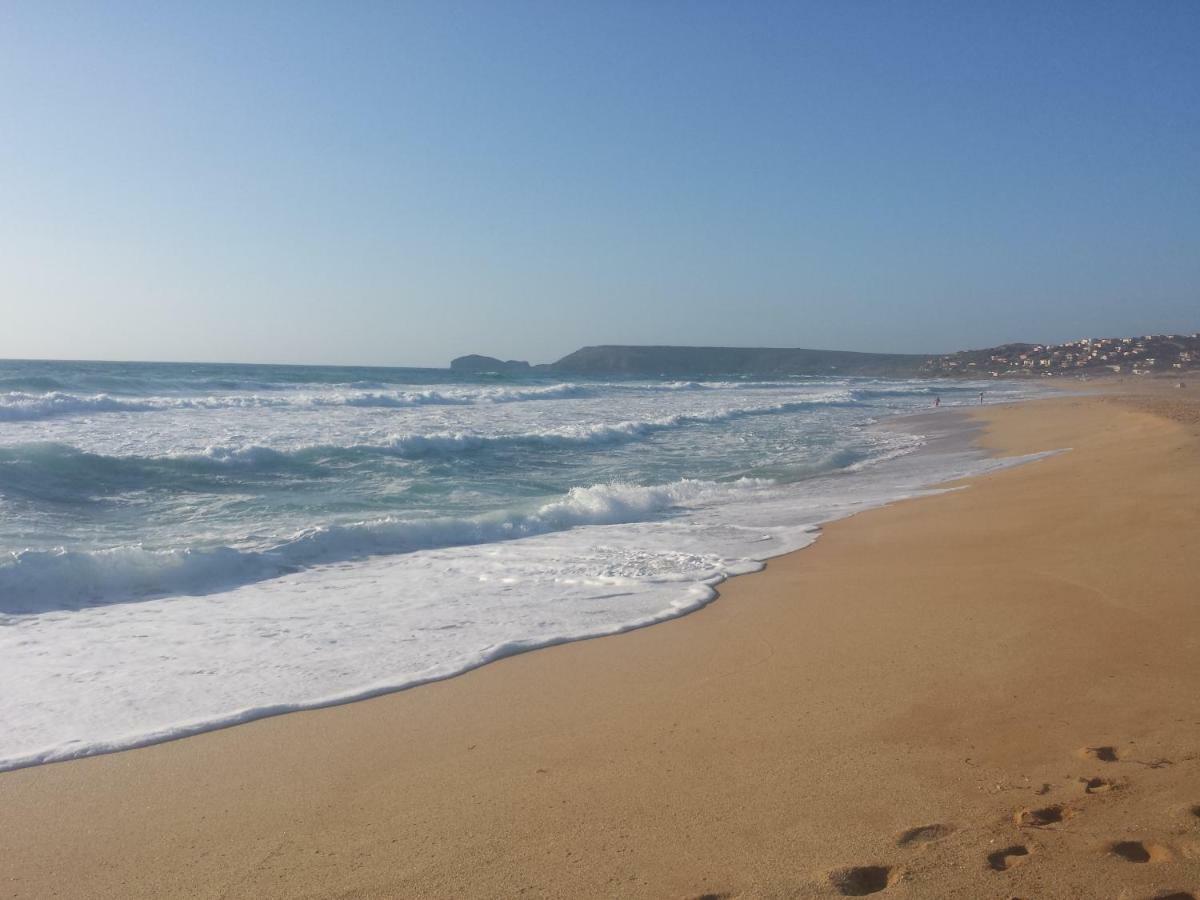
921;332;1200;378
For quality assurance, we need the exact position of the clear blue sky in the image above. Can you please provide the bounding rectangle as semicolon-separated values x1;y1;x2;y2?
2;1;1197;366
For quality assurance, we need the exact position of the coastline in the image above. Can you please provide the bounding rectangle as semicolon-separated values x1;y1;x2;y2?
4;385;1199;898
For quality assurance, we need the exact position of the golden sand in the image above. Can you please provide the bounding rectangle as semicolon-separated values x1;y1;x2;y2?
3;384;1198;898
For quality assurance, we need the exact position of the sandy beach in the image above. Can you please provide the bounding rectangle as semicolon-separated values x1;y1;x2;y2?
3;384;1199;899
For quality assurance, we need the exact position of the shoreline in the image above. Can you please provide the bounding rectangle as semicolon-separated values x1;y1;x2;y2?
4;386;1199;898
2;398;1041;775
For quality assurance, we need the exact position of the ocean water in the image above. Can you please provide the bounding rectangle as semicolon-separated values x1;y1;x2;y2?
0;359;1049;770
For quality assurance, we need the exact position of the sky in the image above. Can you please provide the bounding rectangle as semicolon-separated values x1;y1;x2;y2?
1;1;1197;367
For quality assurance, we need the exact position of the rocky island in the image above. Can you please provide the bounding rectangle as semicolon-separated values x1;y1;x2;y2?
449;354;532;374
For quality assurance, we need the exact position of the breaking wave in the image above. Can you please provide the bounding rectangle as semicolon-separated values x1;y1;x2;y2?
0;478;776;614
0;398;849;504
0;383;867;423
0;383;594;421
179;397;852;463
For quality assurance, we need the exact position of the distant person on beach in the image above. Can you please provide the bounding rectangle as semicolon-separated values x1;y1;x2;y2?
934;395;940;407
979;392;984;405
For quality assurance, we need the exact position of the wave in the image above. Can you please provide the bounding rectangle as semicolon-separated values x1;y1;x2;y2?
848;386;954;401
601;380;840;393
467;383;591;402
186;397;853;463
0;398;849;499
0;444;310;504
0;375;66;392
0;477;776;614
846;382;1020;401
0;383;592;421
320;383;592;408
0;391;296;421
0;381;872;423
842;431;926;472
0;362;483;397
632;381;710;391
0;392;156;421
178;418;670;467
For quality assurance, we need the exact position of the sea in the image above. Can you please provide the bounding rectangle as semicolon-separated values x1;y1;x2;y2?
0;358;1050;770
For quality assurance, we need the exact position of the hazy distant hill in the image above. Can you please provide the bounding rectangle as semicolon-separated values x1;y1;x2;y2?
454;331;1199;379
546;345;930;377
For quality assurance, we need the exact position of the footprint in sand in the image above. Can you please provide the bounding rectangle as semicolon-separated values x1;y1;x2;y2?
827;865;896;896
1014;804;1070;828
1107;840;1172;863
1080;745;1120;763
895;823;953;847
986;845;1030;871
1081;776;1121;794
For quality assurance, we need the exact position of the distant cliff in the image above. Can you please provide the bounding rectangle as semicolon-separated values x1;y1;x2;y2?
449;354;532;374
544;345;929;377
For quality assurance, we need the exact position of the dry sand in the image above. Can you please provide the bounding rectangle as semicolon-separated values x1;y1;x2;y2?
3;385;1199;899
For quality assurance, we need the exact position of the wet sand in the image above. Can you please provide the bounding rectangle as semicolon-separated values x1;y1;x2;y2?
3;384;1199;899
